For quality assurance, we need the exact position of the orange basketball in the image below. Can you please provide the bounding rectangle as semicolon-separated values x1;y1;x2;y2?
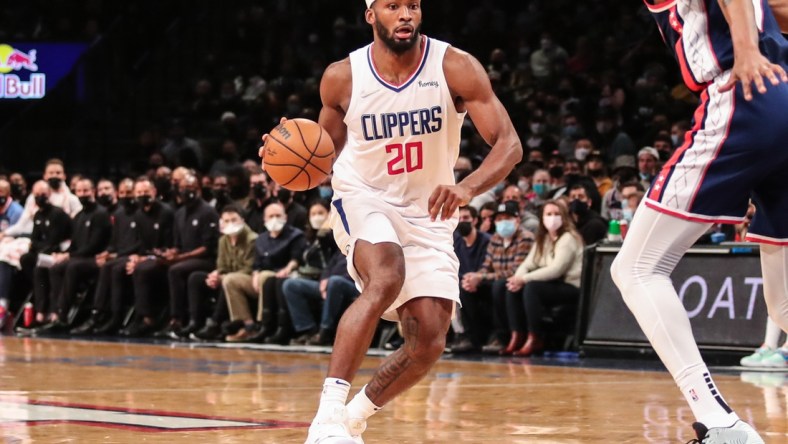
262;119;336;191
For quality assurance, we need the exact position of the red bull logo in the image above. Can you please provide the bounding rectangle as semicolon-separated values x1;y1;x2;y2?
0;44;45;99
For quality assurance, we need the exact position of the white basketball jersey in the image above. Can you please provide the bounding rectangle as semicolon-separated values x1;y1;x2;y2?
332;36;466;218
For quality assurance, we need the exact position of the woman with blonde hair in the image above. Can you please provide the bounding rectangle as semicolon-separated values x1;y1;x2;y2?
504;200;584;356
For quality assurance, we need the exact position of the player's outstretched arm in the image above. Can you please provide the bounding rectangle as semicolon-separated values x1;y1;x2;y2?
718;0;788;99
318;58;351;159
428;47;523;221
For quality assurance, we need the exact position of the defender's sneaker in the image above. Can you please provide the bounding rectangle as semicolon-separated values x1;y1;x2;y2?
687;421;765;444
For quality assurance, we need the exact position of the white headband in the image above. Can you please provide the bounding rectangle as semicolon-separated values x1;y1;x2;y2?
366;0;375;7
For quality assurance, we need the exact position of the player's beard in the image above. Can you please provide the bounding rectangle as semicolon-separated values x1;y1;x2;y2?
375;21;422;55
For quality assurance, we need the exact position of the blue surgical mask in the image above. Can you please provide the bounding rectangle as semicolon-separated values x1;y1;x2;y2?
493;182;506;194
622;208;634;222
318;186;333;200
532;183;547;198
495;219;517;238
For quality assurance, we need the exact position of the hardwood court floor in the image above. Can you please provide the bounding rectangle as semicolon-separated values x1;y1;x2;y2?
0;337;786;443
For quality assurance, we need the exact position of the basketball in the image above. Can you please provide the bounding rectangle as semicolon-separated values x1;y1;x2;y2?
263;118;335;191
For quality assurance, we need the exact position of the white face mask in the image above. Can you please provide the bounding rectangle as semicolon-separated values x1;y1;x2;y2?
265;217;285;233
221;222;244;236
575;147;590;161
310;214;327;230
543;214;563;232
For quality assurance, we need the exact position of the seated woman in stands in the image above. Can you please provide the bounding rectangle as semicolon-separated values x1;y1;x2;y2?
503;200;584;356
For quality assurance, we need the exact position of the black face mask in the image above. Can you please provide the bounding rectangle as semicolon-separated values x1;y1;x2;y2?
202;187;214;202
137;195;153;208
276;188;292;203
180;190;198;206
587;168;604;178
214;189;230;203
252;183;267;199
154;178;171;196
569;199;589;217
78;196;95;207
120;197;136;211
35;194;49;208
0;196;6;207
10;183;22;198
47;177;62;190
97;194;114;208
457;221;473;237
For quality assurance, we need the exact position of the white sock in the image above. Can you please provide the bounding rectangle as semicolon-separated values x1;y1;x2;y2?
316;378;351;418
346;385;381;421
764;317;781;350
676;363;739;428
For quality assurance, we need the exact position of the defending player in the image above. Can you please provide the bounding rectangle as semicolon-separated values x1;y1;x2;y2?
612;0;788;442
292;0;523;442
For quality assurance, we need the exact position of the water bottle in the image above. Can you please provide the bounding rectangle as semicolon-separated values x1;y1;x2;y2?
23;302;33;328
619;218;628;240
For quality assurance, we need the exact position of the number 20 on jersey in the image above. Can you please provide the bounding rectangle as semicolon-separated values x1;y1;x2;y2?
386;141;423;175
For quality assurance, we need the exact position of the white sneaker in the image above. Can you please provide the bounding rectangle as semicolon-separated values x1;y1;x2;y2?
690;420;764;444
740;346;776;368
348;417;367;443
305;405;361;444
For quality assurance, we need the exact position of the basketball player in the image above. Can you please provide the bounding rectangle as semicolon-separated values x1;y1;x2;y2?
265;1;522;442
611;0;788;442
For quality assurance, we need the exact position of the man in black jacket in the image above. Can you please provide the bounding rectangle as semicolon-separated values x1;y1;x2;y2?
568;183;608;246
35;179;112;333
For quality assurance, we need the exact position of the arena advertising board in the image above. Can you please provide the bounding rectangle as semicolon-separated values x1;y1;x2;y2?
0;42;87;100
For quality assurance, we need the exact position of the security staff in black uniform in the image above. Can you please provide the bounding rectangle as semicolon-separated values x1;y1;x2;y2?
115;177;175;336
36;178;112;333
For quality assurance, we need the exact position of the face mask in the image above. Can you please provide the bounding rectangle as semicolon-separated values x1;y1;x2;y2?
120;197;136;210
265;217;285;233
221;222;244;236
569;199;588;216
596;122;610;135
517;180;530;193
671;134;681;146
35;194;49;208
276;188;292;203
214;189;229;202
180;190;198;206
493;182;506;195
495;219;517;238
202;187;214;201
318;186;333;200
587;168;604;178
529;123;544;134
575;148;590;161
10;183;22;197
532;183;548;198
457;221;473;237
137;195;153;207
562;125;579;138
97;194;114;208
154;178;171;196
0;196;6;207
47;177;62;190
639;172;651;181
543;214;563;232
252;183;267;199
310;214;327;230
78;196;94;207
622;208;634;222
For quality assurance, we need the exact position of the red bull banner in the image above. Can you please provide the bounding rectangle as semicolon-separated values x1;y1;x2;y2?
0;43;87;100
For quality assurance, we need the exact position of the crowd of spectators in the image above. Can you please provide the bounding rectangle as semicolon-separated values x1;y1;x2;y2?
0;1;754;352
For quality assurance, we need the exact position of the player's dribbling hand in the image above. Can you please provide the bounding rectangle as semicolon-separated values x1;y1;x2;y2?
428;183;472;221
259;117;289;170
719;50;788;100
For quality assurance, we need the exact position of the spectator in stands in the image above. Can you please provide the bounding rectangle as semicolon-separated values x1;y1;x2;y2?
208;174;233;212
593;107;636;164
115;178;175;336
271;183;307;231
637;147;660;190
567;183;607;245
244;172;269;233
530;33;568;81
505;200;584;356
461;201;533;354
161;119;204;170
477;201;497;235
16;181;72;329
183;204;256;339
71;178;147;335
652;134;674;162
601;162;639;222
502;184;538;232
585;150;613;199
223;202;305;342
8;173;27;203
573;138;595;163
154;174;220;339
34;178;112;333
283;201;352;345
0;179;23;232
529;168;551;209
210;139;243;176
450;206;491;353
153;166;174;203
96;179;119;214
68;174;84;193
